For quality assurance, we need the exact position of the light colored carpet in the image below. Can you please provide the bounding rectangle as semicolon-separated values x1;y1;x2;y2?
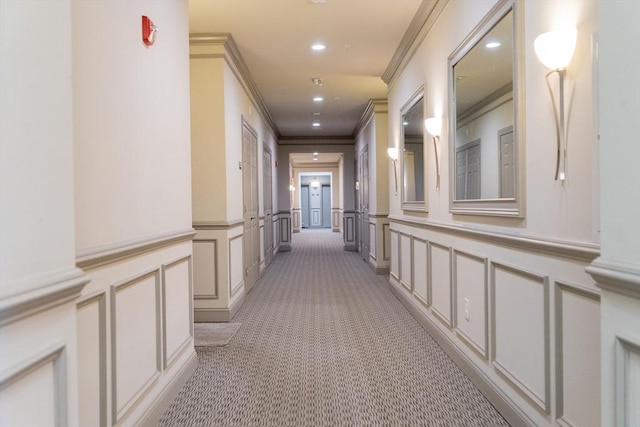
194;323;241;347
160;229;510;426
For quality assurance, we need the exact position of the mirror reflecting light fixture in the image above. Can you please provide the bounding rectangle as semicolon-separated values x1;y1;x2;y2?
534;28;577;181
387;147;399;196
424;117;443;191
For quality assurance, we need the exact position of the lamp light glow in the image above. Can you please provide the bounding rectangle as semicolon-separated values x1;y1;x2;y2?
311;178;320;188
425;117;443;191
387;147;399;196
534;28;577;181
424;117;442;137
534;28;577;70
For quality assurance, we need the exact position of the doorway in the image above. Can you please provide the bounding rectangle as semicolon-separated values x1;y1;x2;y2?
242;121;260;293
300;176;331;229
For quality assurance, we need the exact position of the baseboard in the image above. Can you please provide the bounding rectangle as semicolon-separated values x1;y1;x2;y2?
229;291;245;320
369;263;390;275
137;350;198;427
344;243;357;251
194;292;246;322
388;280;536;427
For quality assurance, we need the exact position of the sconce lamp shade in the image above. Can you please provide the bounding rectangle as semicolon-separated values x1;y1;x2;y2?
534;28;577;70
424;117;442;137
311;178;320;188
387;147;399;161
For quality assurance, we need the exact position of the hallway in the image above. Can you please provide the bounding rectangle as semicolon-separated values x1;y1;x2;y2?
159;231;509;426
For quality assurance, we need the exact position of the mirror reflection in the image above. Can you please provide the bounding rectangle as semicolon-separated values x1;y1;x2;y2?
453;9;514;201
402;96;424;204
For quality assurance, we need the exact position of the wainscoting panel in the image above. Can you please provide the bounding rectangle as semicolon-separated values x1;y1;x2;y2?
616;335;640;427
229;235;244;298
453;250;488;359
390;230;399;280
369;223;377;261
193;239;218;299
412;237;428;307
555;282;600;427
0;344;67;426
162;256;193;369
383;224;391;261
76;292;107;427
400;233;412;291
491;262;549;413
111;269;161;422
429;242;452;327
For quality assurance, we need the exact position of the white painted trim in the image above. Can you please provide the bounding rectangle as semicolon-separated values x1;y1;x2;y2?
427;241;453;328
77;291;108;427
388;215;599;262
76;228;196;269
0;343;68;426
229;234;245;298
490;261;550;414
193;220;243;230
110;268;162;423
192;239;219;299
587;257;640;298
554;281;600;427
453;249;489;360
161;255;194;369
1;268;89;327
615;334;640;427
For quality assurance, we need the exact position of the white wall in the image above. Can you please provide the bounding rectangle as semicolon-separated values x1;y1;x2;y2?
387;1;601;425
590;1;640;425
1;2;85;425
72;2;197;426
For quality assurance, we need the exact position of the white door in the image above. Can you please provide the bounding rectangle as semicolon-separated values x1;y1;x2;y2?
322;185;331;228
456;139;481;200
263;147;273;267
499;126;515;198
242;122;259;293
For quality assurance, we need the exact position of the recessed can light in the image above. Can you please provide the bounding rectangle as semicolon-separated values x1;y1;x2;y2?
312;122;321;127
313;96;323;102
485;42;501;48
311;43;326;51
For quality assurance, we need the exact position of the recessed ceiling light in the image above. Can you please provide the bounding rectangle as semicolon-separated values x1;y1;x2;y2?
485;42;501;48
311;43;326;51
313;112;321;116
313;152;319;155
313;96;323;102
312;122;321;127
403;121;409;126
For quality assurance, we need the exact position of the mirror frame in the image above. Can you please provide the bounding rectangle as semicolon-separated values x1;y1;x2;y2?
448;0;525;217
400;86;427;212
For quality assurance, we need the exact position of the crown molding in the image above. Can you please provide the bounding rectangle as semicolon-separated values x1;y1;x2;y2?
353;99;389;138
382;0;449;87
189;32;280;139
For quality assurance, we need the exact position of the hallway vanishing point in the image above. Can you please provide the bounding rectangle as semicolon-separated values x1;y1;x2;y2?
159;230;509;426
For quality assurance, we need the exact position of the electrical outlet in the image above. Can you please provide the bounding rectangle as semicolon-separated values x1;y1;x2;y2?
464;298;470;321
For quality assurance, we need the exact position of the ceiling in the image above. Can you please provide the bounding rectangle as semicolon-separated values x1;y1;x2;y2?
290;152;343;166
188;0;422;139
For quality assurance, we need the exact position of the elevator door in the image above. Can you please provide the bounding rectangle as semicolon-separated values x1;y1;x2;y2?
309;185;322;228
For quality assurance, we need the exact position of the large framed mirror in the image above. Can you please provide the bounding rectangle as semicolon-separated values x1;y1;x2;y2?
401;88;426;211
448;0;524;217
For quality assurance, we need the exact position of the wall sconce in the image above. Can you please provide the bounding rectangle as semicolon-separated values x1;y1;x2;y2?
289;185;295;192
387;147;399;196
534;28;577;181
424;117;442;191
311;178;320;189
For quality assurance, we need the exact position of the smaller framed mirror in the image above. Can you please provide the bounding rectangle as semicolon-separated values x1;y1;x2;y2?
401;88;426;212
448;0;524;217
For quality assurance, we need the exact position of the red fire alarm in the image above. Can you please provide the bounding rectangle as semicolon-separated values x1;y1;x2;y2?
142;16;158;46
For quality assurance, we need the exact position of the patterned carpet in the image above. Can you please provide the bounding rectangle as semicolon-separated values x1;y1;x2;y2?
159;230;510;426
